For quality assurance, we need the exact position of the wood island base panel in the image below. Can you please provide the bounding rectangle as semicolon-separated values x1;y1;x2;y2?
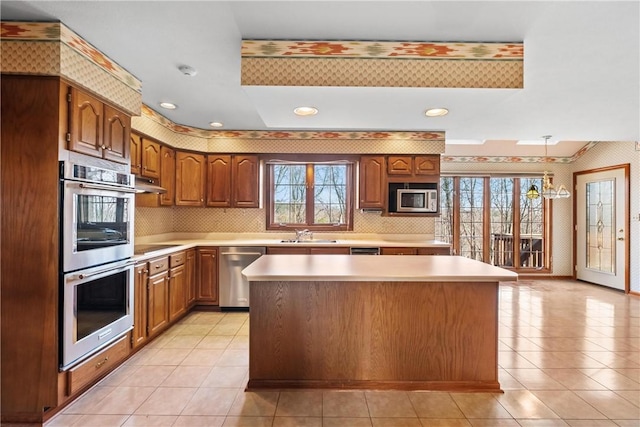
248;279;501;392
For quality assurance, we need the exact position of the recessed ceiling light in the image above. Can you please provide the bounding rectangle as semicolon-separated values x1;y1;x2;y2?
209;121;224;128
293;106;318;116
159;102;177;110
425;108;449;117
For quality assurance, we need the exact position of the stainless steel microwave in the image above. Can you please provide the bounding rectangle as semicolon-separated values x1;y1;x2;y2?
396;188;438;213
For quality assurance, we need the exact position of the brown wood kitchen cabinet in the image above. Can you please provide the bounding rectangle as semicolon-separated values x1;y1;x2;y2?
381;246;452;255
147;256;170;337
359;155;386;209
207;154;260;208
196;247;219;305
176;151;206;206
387;155;440;178
130;132;161;179
160;146;176;205
132;262;149;350
69;86;131;164
267;246;350;255
186;249;197;308
168;252;188;322
232;154;260;208
381;247;418;255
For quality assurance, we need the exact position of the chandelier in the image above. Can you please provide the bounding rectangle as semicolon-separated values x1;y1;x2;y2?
526;135;571;200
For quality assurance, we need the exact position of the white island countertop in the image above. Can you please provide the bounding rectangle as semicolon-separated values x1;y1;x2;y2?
242;254;518;282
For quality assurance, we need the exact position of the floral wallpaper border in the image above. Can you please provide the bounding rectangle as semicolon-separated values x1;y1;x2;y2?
442;141;598;163
1;21;142;93
242;40;523;60
141;105;445;141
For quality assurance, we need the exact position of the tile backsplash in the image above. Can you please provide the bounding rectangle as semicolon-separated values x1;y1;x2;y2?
135;207;434;237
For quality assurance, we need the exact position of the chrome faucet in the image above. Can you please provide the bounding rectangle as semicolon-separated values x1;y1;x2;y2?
295;229;313;242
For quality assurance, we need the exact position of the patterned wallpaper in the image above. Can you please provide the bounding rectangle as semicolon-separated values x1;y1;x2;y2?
241;40;523;89
1;21;142;115
135;207;434;237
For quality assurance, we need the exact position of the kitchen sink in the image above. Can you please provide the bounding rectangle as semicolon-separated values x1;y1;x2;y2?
280;239;337;243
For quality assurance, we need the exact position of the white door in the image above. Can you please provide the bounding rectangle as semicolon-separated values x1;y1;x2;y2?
575;168;627;290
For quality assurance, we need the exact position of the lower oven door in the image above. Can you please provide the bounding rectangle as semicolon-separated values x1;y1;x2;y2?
61;260;134;370
62;180;135;273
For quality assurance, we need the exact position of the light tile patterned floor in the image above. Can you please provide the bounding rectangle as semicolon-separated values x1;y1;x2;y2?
47;280;640;426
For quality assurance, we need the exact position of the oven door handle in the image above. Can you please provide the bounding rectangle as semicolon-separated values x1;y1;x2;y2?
76;260;136;280
78;182;137;194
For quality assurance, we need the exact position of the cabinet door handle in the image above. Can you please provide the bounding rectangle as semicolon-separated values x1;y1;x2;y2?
155;264;164;269
95;356;109;368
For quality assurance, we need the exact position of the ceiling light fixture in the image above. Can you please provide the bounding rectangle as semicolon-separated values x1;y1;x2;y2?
159;102;177;110
527;135;570;200
293;106;318;116
425;108;449;117
209;121;224;128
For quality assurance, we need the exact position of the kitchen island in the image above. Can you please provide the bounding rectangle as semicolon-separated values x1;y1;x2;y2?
242;255;518;392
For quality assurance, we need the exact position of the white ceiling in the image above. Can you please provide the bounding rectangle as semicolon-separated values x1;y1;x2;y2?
2;1;639;157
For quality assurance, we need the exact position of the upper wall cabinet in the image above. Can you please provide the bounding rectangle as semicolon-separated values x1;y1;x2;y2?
207;154;259;208
232;155;260;208
387;155;440;179
359;155;386;209
130;132;161;179
175;151;206;206
68;86;130;164
160;146;176;206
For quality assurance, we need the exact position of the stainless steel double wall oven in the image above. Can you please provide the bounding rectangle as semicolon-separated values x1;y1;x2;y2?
60;160;135;370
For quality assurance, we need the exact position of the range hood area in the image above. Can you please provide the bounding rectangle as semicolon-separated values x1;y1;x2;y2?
134;176;167;194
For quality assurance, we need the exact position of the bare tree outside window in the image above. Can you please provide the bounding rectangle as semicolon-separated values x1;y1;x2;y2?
440;175;549;272
268;161;353;231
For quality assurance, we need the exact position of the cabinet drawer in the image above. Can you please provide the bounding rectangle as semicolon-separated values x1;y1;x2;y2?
381;247;418;255
149;256;169;274
67;335;129;395
417;247;452;255
170;251;186;268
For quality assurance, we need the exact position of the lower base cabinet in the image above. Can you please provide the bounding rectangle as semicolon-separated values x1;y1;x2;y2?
147;256;170;338
66;334;130;396
266;247;351;255
381;246;452;255
197;247;219;305
132;262;149;349
169;251;187;321
186;249;196;307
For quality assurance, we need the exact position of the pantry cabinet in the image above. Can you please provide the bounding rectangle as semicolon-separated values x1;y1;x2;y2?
359;155;386;209
176;151;206;206
69;86;130;164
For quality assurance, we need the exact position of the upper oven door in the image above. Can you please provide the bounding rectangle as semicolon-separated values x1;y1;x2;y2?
62;180;135;272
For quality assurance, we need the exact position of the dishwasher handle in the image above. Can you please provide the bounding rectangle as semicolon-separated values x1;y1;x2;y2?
221;252;264;257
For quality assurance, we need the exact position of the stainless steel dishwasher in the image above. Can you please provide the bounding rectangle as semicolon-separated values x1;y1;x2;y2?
219;247;266;310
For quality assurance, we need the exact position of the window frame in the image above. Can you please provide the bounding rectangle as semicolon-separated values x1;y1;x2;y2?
436;174;552;273
264;154;357;232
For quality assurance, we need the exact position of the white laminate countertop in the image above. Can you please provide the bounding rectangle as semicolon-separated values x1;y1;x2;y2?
242;255;519;282
131;237;451;262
